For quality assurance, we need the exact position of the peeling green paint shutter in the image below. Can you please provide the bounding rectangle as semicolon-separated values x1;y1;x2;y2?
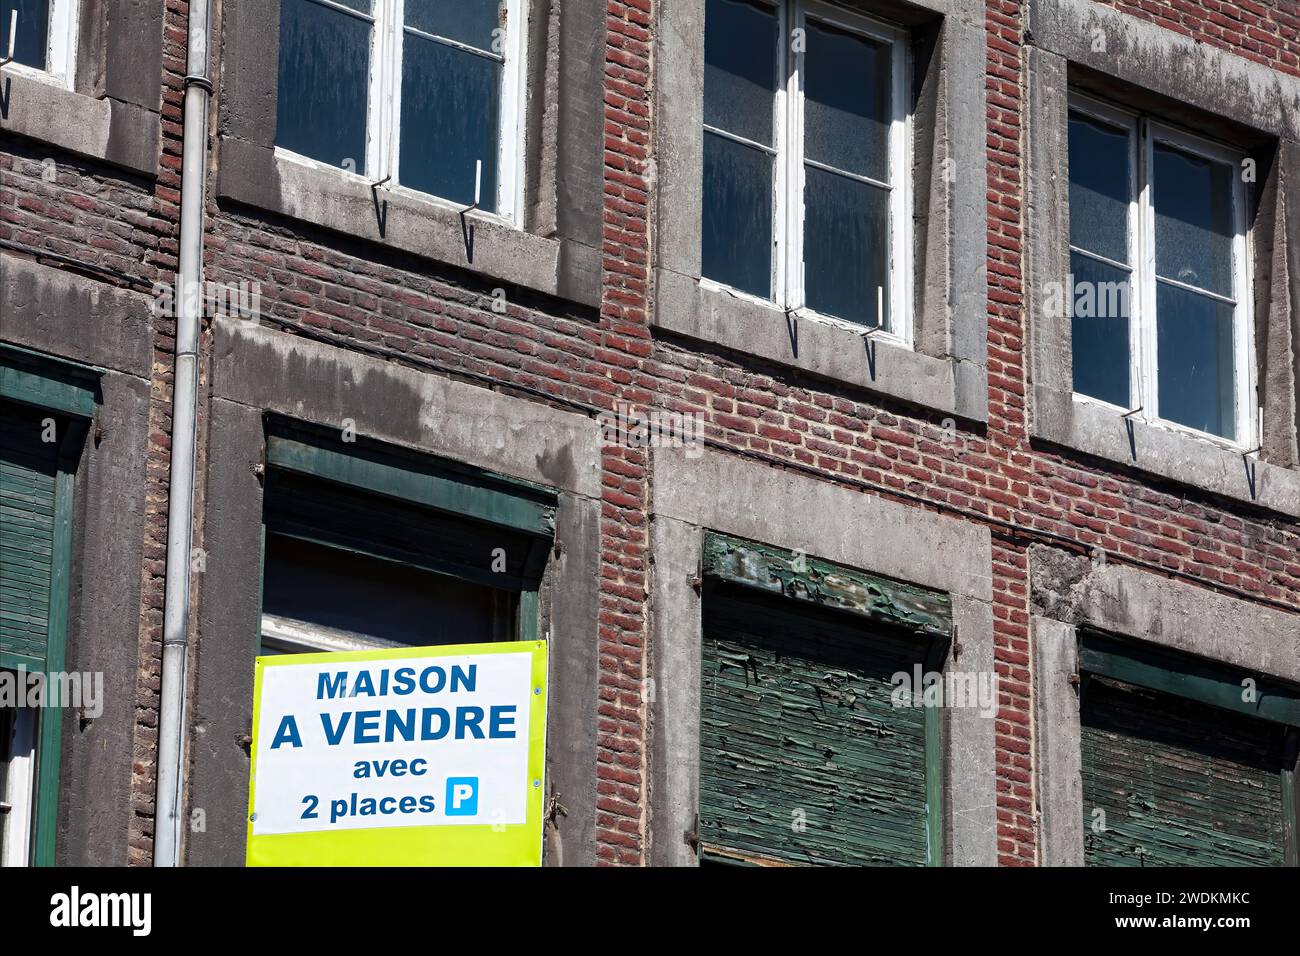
1081;677;1288;867
700;587;931;866
0;403;59;670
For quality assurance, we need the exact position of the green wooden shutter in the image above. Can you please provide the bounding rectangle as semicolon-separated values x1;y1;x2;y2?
1081;676;1289;866
0;403;60;671
265;470;551;593
0;346;96;867
700;587;932;866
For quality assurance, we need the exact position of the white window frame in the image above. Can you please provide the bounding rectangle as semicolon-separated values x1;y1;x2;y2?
275;0;527;227
701;0;912;345
0;0;79;90
1068;93;1256;450
0;702;37;868
259;613;413;656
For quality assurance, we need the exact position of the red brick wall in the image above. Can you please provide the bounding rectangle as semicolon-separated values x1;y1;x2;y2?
597;0;655;864
1104;0;1300;74
128;0;192;867
198;0;1300;869
986;0;1033;867
7;0;1298;868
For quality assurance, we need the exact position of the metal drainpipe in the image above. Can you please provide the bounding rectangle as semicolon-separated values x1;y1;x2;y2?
155;0;213;868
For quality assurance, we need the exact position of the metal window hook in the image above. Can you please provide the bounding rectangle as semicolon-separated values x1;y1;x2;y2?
1243;407;1266;459
0;10;18;67
458;160;483;263
460;159;483;216
861;286;886;339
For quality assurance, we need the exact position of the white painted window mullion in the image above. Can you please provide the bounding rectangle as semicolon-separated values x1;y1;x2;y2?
780;1;803;311
498;0;527;226
0;706;37;868
888;29;911;340
1137;119;1158;424
1232;166;1255;447
364;0;394;181
48;0;78;88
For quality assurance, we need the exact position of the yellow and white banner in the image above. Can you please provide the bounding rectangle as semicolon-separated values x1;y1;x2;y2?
246;640;547;866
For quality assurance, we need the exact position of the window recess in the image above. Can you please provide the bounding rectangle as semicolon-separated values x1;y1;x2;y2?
0;344;97;868
257;421;555;657
1066;94;1255;447
275;0;526;223
701;0;911;340
1078;632;1300;867
697;533;949;867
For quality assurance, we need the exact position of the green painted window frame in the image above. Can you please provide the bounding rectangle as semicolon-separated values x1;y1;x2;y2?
260;418;558;646
699;532;953;867
1079;631;1300;867
0;344;98;867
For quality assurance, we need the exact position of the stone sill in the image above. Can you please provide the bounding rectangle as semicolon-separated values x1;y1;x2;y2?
0;67;158;177
215;138;601;309
1033;386;1300;518
654;267;987;422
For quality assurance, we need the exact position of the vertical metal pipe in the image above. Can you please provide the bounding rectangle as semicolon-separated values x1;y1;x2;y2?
155;0;213;868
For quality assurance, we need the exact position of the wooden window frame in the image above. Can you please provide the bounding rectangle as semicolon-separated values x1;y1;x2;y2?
701;0;913;343
1078;630;1300;866
0;344;97;867
274;0;528;226
1067;92;1257;450
698;531;951;866
0;703;37;866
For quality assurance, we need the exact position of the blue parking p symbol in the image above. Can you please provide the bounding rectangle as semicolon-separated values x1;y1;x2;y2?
445;777;479;816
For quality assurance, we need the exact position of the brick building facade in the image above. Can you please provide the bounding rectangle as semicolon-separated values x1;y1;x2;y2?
1;0;1298;868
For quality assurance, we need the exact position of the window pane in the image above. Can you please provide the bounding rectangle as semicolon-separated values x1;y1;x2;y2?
263;536;511;647
1067;113;1131;264
0;0;49;71
1070;252;1131;408
804;166;889;327
704;0;778;146
1157;282;1236;439
1153;144;1235;298
405;0;501;52
804;19;891;182
0;702;12;862
702;131;774;298
276;0;372;171
400;33;501;209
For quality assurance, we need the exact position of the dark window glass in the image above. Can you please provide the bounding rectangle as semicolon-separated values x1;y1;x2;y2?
405;0;501;52
702;131;774;299
804;19;890;182
275;0;373;171
703;0;778;146
399;33;501;208
1070;251;1131;408
262;535;512;647
0;0;49;71
702;0;778;297
1152;144;1237;438
1153;143;1235;298
1156;282;1235;439
1068;111;1135;406
1067;113;1131;265
804;166;889;327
